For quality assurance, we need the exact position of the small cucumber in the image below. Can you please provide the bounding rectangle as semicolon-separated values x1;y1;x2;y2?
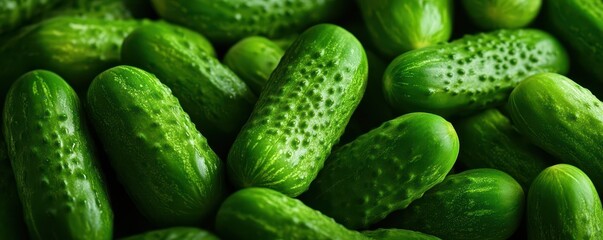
223;36;285;95
87;66;224;226
119;227;219;240
454;108;553;190
357;0;453;58
215;187;369;240
383;28;568;117
462;0;542;30
0;133;27;239
227;24;368;197
507;72;603;192
362;229;441;240
301;112;459;229
0;0;63;33
527;164;603;239
3;70;113;239
383;169;524;240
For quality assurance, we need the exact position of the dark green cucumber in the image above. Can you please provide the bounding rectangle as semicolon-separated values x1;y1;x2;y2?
38;0;134;20
383;168;524;240
545;0;603;82
150;0;343;43
454;108;553;190
223;36;285;95
87;66;224;227
0;0;63;33
0;17;144;94
383;28;568;117
216;187;369;240
302;112;459;229
0;132;27;239
357;0;453;58
3;70;112;239
227;24;368;197
462;0;542;30
119;227;219;240
527;164;603;239
362;229;441;240
507;72;603;192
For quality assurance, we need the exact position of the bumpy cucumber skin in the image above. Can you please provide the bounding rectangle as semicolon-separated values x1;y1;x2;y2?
546;0;603;82
227;24;368;197
302;112;459;229
507;72;603;192
223;36;285;95
384;169;524;240
462;0;542;30
454;108;552;190
358;0;453;58
122;22;253;149
0;0;63;33
3;70;112;240
38;0;134;21
87;66;224;226
383;28;568;117
0;133;27;239
150;0;343;43
119;227;219;240
216;187;369;240
528;164;603;240
362;228;441;240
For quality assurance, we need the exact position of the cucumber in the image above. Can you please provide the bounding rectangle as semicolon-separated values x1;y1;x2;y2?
227;24;368;197
301;112;459;229
86;66;224;226
3;70;112;239
150;0;343;43
462;0;542;30
0;132;27;240
357;0;453;58
119;227;219;240
383;28;568;117
383;168;524;240
216;187;369;240
122;22;252;152
454;108;553;190
223;36;285;95
527;164;603;239
507;72;603;192
545;0;603;82
38;0;135;20
0;17;144;95
362;229;441;240
0;0;63;33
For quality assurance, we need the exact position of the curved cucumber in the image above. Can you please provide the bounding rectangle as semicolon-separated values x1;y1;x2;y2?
362;229;441;240
0;133;27;239
507;72;603;192
227;24;368;197
462;0;542;30
454;108;553;190
357;0;453;58
3;70;113;239
119;227;219;240
527;164;603;239
383;28;568;117
0;0;63;33
216;187;369;240
87;66;224;226
383;168;524;240
302;112;459;229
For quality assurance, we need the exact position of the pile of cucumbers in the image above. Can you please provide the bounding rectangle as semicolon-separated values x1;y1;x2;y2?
1;0;602;239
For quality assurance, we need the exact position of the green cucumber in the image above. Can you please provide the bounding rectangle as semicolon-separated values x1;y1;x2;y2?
0;0;63;33
87;66;224;226
383;28;568;117
3;70;112;239
454;108;553;190
223;36;285;95
383;168;524;240
362;229;441;240
227;24;368;197
462;0;542;30
0;132;27;239
357;0;453;58
150;0;343;43
527;164;603;239
38;0;134;20
301;112;459;229
545;0;603;82
215;187;369;240
507;72;603;192
119;227;219;240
